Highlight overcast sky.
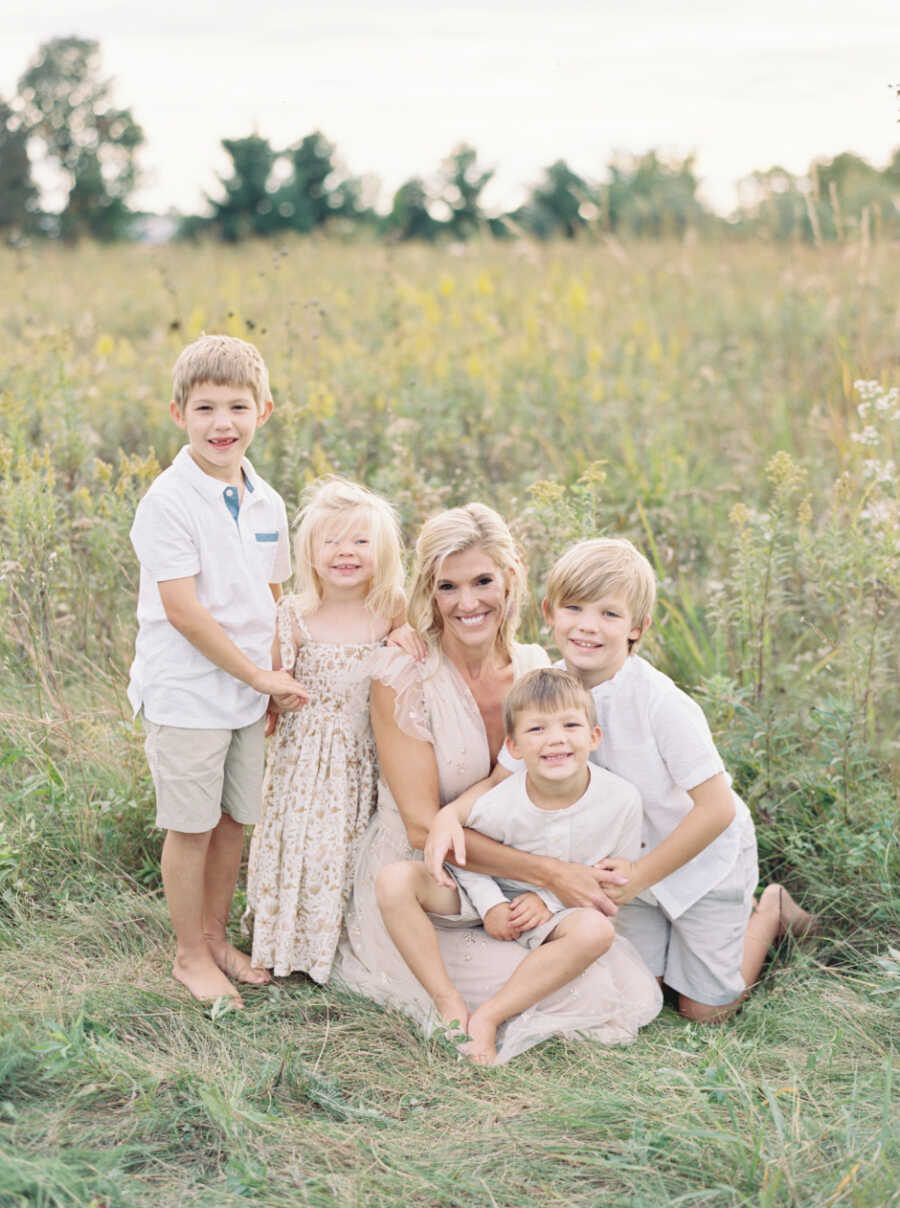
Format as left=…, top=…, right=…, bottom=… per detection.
left=3, top=0, right=898, bottom=216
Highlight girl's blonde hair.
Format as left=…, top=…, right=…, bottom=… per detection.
left=407, top=503, right=527, bottom=658
left=293, top=477, right=404, bottom=620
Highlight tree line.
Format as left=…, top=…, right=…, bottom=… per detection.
left=2, top=37, right=899, bottom=245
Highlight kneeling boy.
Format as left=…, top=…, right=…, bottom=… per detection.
left=377, top=667, right=651, bottom=1064
left=128, top=335, right=305, bottom=1006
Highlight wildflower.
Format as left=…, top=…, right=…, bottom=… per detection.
left=850, top=426, right=880, bottom=447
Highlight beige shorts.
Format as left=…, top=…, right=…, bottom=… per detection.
left=143, top=715, right=266, bottom=833
left=613, top=826, right=759, bottom=1007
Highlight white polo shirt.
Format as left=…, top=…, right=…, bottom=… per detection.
left=453, top=763, right=643, bottom=921
left=127, top=446, right=291, bottom=729
left=499, top=654, right=754, bottom=919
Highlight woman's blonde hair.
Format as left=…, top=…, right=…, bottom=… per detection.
left=407, top=503, right=527, bottom=658
left=293, top=477, right=404, bottom=621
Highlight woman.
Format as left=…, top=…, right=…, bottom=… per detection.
left=332, top=504, right=660, bottom=1062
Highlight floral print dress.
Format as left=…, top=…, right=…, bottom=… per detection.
left=245, top=595, right=381, bottom=982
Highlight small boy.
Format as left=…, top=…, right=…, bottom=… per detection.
left=128, top=334, right=305, bottom=1006
left=431, top=538, right=815, bottom=1022
left=376, top=667, right=654, bottom=1064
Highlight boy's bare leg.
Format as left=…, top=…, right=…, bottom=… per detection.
left=202, top=813, right=271, bottom=986
left=464, top=909, right=614, bottom=1066
left=161, top=828, right=242, bottom=1004
left=679, top=883, right=818, bottom=1023
left=376, top=861, right=469, bottom=1030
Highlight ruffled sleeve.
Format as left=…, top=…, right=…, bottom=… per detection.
left=369, top=646, right=433, bottom=744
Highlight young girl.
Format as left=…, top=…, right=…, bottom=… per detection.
left=244, top=476, right=406, bottom=983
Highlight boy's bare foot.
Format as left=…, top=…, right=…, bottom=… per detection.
left=461, top=1006, right=499, bottom=1066
left=759, top=884, right=820, bottom=940
left=207, top=938, right=272, bottom=986
left=173, top=952, right=243, bottom=1006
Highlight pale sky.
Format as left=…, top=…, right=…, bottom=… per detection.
left=3, top=0, right=898, bottom=217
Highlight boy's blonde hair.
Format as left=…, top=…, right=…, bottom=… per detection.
left=545, top=538, right=656, bottom=650
left=293, top=477, right=404, bottom=621
left=408, top=503, right=526, bottom=658
left=172, top=334, right=271, bottom=413
left=503, top=667, right=597, bottom=736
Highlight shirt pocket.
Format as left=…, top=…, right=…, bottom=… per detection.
left=252, top=530, right=280, bottom=580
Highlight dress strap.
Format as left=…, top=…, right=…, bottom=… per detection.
left=294, top=611, right=313, bottom=641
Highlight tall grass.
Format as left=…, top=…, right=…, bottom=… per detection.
left=1, top=236, right=897, bottom=1205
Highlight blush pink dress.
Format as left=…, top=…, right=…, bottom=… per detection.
left=332, top=644, right=662, bottom=1063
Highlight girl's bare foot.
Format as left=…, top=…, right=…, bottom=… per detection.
left=462, top=1006, right=499, bottom=1065
left=173, top=952, right=243, bottom=1006
left=759, top=884, right=820, bottom=939
left=207, top=938, right=272, bottom=986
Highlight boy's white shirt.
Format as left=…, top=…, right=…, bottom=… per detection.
left=497, top=654, right=754, bottom=919
left=451, top=762, right=643, bottom=921
left=128, top=445, right=291, bottom=729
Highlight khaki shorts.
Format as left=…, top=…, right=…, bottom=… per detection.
left=613, top=826, right=759, bottom=1007
left=143, top=715, right=266, bottom=833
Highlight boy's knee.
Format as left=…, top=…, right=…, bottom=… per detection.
left=678, top=995, right=737, bottom=1024
left=571, top=909, right=615, bottom=957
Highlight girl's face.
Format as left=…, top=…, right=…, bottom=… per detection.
left=432, top=547, right=508, bottom=648
left=313, top=510, right=375, bottom=595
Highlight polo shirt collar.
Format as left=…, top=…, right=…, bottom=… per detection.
left=172, top=445, right=259, bottom=505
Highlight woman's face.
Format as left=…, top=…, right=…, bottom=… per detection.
left=433, top=547, right=508, bottom=648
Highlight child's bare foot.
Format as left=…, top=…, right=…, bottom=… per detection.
left=461, top=1006, right=499, bottom=1066
left=759, top=884, right=820, bottom=940
left=207, top=937, right=272, bottom=986
left=173, top=952, right=243, bottom=1006
left=433, top=990, right=470, bottom=1036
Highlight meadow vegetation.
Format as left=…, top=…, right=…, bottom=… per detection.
left=0, top=235, right=897, bottom=1206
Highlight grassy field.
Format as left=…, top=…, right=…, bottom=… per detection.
left=1, top=235, right=897, bottom=1206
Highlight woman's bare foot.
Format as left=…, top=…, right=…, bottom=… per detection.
left=759, top=884, right=820, bottom=940
left=462, top=1006, right=499, bottom=1065
left=207, top=938, right=272, bottom=986
left=173, top=951, right=243, bottom=1006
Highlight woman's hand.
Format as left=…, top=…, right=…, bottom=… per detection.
left=385, top=623, right=427, bottom=662
left=592, top=857, right=641, bottom=905
left=544, top=859, right=624, bottom=915
left=424, top=809, right=467, bottom=888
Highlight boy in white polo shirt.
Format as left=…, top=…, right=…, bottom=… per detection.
left=128, top=334, right=305, bottom=1007
left=428, top=539, right=816, bottom=1022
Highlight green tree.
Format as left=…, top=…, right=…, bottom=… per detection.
left=0, top=97, right=37, bottom=237
left=438, top=143, right=493, bottom=239
left=277, top=131, right=367, bottom=232
left=521, top=160, right=598, bottom=238
left=17, top=37, right=144, bottom=241
left=606, top=151, right=708, bottom=237
left=210, top=133, right=280, bottom=241
left=384, top=177, right=440, bottom=241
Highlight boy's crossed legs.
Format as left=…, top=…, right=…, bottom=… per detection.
left=376, top=860, right=614, bottom=1064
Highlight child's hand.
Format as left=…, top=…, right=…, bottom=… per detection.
left=508, top=892, right=552, bottom=932
left=253, top=668, right=308, bottom=710
left=593, top=857, right=639, bottom=905
left=265, top=701, right=280, bottom=737
left=483, top=901, right=520, bottom=942
left=386, top=623, right=427, bottom=662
